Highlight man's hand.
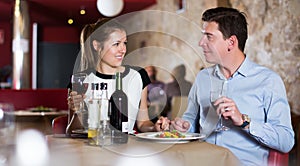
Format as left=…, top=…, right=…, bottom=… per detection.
left=170, top=117, right=190, bottom=132
left=214, top=96, right=243, bottom=126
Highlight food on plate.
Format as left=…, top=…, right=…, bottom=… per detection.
left=30, top=106, right=53, bottom=112
left=155, top=130, right=186, bottom=138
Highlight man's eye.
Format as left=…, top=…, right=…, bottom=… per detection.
left=207, top=35, right=212, bottom=40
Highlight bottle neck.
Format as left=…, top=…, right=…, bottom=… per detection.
left=115, top=72, right=122, bottom=91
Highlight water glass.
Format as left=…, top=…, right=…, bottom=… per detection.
left=210, top=90, right=229, bottom=132
left=97, top=121, right=112, bottom=147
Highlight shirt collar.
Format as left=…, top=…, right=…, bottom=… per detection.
left=213, top=55, right=251, bottom=79
left=214, top=65, right=227, bottom=80
left=235, top=56, right=251, bottom=77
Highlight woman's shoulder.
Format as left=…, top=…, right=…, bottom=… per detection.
left=124, top=65, right=150, bottom=89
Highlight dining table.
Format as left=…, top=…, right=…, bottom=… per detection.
left=12, top=110, right=68, bottom=135
left=40, top=134, right=240, bottom=166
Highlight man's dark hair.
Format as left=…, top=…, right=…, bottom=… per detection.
left=202, top=7, right=248, bottom=52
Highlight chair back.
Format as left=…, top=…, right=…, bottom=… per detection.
left=268, top=149, right=289, bottom=166
left=52, top=115, right=68, bottom=134
left=171, top=96, right=188, bottom=119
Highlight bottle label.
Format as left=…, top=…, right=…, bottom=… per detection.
left=122, top=122, right=128, bottom=132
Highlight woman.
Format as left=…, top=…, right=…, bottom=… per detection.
left=67, top=18, right=169, bottom=134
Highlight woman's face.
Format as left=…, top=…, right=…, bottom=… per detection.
left=96, top=29, right=127, bottom=69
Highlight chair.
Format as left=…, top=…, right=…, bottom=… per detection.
left=268, top=149, right=289, bottom=166
left=171, top=96, right=188, bottom=119
left=289, top=113, right=300, bottom=166
left=52, top=115, right=68, bottom=134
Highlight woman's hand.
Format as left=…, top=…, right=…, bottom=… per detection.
left=154, top=116, right=170, bottom=131
left=67, top=91, right=85, bottom=111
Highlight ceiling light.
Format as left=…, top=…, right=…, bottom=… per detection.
left=96, top=0, right=124, bottom=17
left=68, top=19, right=74, bottom=25
left=80, top=9, right=86, bottom=15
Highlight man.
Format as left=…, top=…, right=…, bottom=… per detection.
left=171, top=7, right=294, bottom=165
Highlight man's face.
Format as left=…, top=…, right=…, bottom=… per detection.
left=198, top=21, right=228, bottom=65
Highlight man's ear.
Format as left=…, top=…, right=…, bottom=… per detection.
left=227, top=35, right=237, bottom=51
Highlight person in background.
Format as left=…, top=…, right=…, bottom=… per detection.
left=67, top=18, right=169, bottom=134
left=165, top=64, right=192, bottom=97
left=144, top=66, right=166, bottom=123
left=144, top=66, right=165, bottom=103
left=170, top=7, right=294, bottom=165
left=163, top=64, right=192, bottom=118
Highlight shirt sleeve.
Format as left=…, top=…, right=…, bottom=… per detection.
left=182, top=76, right=200, bottom=133
left=248, top=74, right=294, bottom=153
left=130, top=66, right=151, bottom=90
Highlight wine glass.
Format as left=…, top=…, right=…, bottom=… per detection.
left=71, top=73, right=89, bottom=131
left=210, top=90, right=230, bottom=132
left=0, top=103, right=15, bottom=165
left=71, top=73, right=88, bottom=113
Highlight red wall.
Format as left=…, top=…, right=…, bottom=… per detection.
left=0, top=89, right=68, bottom=110
left=41, top=26, right=80, bottom=43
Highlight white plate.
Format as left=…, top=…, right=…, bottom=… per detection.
left=135, top=132, right=205, bottom=144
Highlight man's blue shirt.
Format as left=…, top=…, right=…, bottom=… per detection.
left=183, top=56, right=294, bottom=165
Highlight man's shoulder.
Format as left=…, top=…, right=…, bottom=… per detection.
left=250, top=61, right=280, bottom=77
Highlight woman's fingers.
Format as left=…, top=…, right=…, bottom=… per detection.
left=68, top=91, right=84, bottom=110
left=159, top=116, right=170, bottom=131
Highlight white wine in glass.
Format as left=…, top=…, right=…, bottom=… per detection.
left=210, top=90, right=230, bottom=132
